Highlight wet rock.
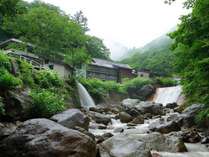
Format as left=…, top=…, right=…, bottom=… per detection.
left=74, top=126, right=95, bottom=141
left=166, top=103, right=178, bottom=109
left=89, top=122, right=107, bottom=129
left=114, top=127, right=124, bottom=133
left=150, top=121, right=181, bottom=134
left=119, top=112, right=133, bottom=123
left=131, top=115, right=145, bottom=124
left=136, top=85, right=156, bottom=101
left=0, top=122, right=20, bottom=140
left=0, top=118, right=97, bottom=157
left=96, top=133, right=114, bottom=144
left=181, top=129, right=201, bottom=143
left=135, top=101, right=164, bottom=116
left=93, top=112, right=111, bottom=125
left=4, top=89, right=33, bottom=120
left=122, top=98, right=140, bottom=109
left=100, top=134, right=152, bottom=157
left=100, top=132, right=187, bottom=157
left=182, top=104, right=203, bottom=127
left=201, top=137, right=209, bottom=144
left=51, top=108, right=90, bottom=130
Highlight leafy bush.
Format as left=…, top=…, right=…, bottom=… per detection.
left=122, top=77, right=153, bottom=91
left=30, top=89, right=65, bottom=117
left=18, top=59, right=34, bottom=86
left=0, top=68, right=22, bottom=89
left=154, top=77, right=178, bottom=87
left=196, top=104, right=209, bottom=124
left=0, top=52, right=11, bottom=71
left=34, top=69, right=63, bottom=89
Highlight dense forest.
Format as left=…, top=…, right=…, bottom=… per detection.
left=121, top=35, right=175, bottom=76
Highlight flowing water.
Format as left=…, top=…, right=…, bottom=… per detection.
left=76, top=81, right=96, bottom=109
left=153, top=86, right=183, bottom=106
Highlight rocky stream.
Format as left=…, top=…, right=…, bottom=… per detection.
left=0, top=85, right=208, bottom=157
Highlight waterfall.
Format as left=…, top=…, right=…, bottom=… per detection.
left=76, top=81, right=96, bottom=109
left=153, top=85, right=183, bottom=106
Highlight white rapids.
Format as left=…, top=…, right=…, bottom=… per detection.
left=153, top=85, right=183, bottom=106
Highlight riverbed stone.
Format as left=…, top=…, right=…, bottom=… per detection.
left=0, top=118, right=97, bottom=157
left=119, top=112, right=133, bottom=123
left=51, top=108, right=90, bottom=130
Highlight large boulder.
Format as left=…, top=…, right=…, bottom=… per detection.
left=51, top=108, right=90, bottom=130
left=135, top=101, right=164, bottom=116
left=99, top=132, right=186, bottom=157
left=0, top=119, right=97, bottom=157
left=126, top=85, right=155, bottom=101
left=99, top=134, right=152, bottom=157
left=136, top=85, right=156, bottom=101
left=89, top=112, right=111, bottom=125
left=4, top=89, right=33, bottom=120
left=181, top=104, right=203, bottom=127
left=122, top=98, right=140, bottom=109
left=0, top=122, right=20, bottom=140
left=119, top=112, right=133, bottom=123
left=150, top=121, right=181, bottom=134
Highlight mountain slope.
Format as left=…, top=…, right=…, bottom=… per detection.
left=121, top=35, right=174, bottom=76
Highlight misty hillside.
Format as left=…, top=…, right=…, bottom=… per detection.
left=121, top=35, right=175, bottom=76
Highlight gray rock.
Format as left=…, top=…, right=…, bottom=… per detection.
left=137, top=85, right=156, bottom=101
left=0, top=118, right=97, bottom=157
left=182, top=104, right=203, bottom=127
left=122, top=98, right=140, bottom=109
left=93, top=112, right=111, bottom=125
left=166, top=103, right=178, bottom=109
left=51, top=108, right=90, bottom=130
left=113, top=127, right=124, bottom=133
left=119, top=112, right=133, bottom=123
left=4, top=89, right=32, bottom=120
left=131, top=115, right=145, bottom=124
left=100, top=132, right=187, bottom=157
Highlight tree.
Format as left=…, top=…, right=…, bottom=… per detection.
left=73, top=11, right=89, bottom=32
left=1, top=1, right=89, bottom=68
left=169, top=0, right=209, bottom=108
left=85, top=36, right=110, bottom=59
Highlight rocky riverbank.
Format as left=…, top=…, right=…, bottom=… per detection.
left=0, top=98, right=208, bottom=157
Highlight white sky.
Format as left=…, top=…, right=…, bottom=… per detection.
left=26, top=0, right=188, bottom=60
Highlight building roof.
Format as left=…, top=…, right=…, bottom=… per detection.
left=92, top=58, right=132, bottom=70
left=0, top=38, right=34, bottom=49
left=5, top=49, right=40, bottom=59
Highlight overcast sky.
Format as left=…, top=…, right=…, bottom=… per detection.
left=26, top=0, right=188, bottom=60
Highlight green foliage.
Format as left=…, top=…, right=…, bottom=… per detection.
left=30, top=89, right=65, bottom=117
left=196, top=105, right=209, bottom=123
left=122, top=77, right=153, bottom=91
left=0, top=96, right=5, bottom=116
left=34, top=69, right=63, bottom=89
left=169, top=0, right=209, bottom=122
left=121, top=36, right=175, bottom=76
left=169, top=0, right=209, bottom=105
left=18, top=59, right=34, bottom=86
left=0, top=68, right=22, bottom=89
left=80, top=77, right=153, bottom=102
left=0, top=52, right=11, bottom=71
left=85, top=36, right=110, bottom=59
left=154, top=77, right=177, bottom=87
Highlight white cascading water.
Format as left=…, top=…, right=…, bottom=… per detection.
left=153, top=85, right=183, bottom=106
left=76, top=81, right=96, bottom=109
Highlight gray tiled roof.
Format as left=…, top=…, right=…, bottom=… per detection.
left=92, top=58, right=132, bottom=69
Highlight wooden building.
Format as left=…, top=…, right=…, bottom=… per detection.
left=87, top=58, right=134, bottom=82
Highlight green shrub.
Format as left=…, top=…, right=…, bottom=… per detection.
left=0, top=97, right=5, bottom=116
left=30, top=89, right=65, bottom=117
left=34, top=69, right=63, bottom=89
left=154, top=77, right=178, bottom=87
left=0, top=68, right=22, bottom=89
left=122, top=77, right=153, bottom=91
left=196, top=104, right=209, bottom=124
left=0, top=52, right=11, bottom=71
left=18, top=59, right=34, bottom=86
